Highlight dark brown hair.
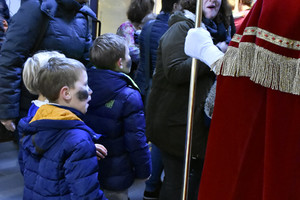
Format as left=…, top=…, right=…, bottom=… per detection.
left=162, top=0, right=181, bottom=13
left=214, top=0, right=233, bottom=28
left=180, top=0, right=197, bottom=13
left=127, top=0, right=154, bottom=24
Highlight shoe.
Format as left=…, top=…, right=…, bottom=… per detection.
left=143, top=190, right=160, bottom=200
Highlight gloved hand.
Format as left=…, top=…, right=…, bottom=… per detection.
left=184, top=27, right=224, bottom=69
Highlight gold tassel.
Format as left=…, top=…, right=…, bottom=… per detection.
left=215, top=43, right=300, bottom=95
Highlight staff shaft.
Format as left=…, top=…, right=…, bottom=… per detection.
left=182, top=0, right=203, bottom=199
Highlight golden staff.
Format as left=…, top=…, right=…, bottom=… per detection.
left=182, top=0, right=203, bottom=199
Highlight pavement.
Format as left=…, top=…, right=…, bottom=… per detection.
left=0, top=141, right=145, bottom=200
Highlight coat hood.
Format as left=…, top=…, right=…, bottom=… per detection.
left=20, top=104, right=100, bottom=156
left=168, top=10, right=194, bottom=27
left=56, top=0, right=82, bottom=11
left=41, top=0, right=97, bottom=20
left=87, top=68, right=139, bottom=108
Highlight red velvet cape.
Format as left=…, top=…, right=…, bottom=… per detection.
left=198, top=0, right=300, bottom=199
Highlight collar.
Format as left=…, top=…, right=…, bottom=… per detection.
left=184, top=9, right=196, bottom=22
left=120, top=72, right=140, bottom=92
left=31, top=99, right=49, bottom=107
left=30, top=104, right=82, bottom=123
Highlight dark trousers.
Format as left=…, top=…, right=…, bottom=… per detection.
left=159, top=150, right=204, bottom=200
left=0, top=124, right=16, bottom=142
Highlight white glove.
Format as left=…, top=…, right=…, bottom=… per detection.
left=185, top=27, right=224, bottom=69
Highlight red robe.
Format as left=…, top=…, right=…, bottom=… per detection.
left=198, top=0, right=300, bottom=199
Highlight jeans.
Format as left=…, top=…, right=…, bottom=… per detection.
left=159, top=150, right=204, bottom=200
left=145, top=143, right=164, bottom=192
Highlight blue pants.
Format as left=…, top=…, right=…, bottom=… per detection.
left=145, top=143, right=164, bottom=192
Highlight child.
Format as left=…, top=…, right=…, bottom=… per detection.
left=18, top=51, right=65, bottom=172
left=84, top=33, right=151, bottom=200
left=19, top=51, right=107, bottom=164
left=18, top=57, right=107, bottom=200
left=22, top=51, right=66, bottom=117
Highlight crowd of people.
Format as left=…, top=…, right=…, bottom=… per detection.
left=0, top=0, right=299, bottom=200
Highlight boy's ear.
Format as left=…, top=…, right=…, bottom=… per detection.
left=116, top=58, right=123, bottom=69
left=60, top=86, right=72, bottom=101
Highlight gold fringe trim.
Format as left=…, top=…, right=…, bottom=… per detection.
left=214, top=43, right=300, bottom=95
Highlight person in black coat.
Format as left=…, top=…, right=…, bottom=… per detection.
left=145, top=0, right=234, bottom=199
left=134, top=0, right=181, bottom=199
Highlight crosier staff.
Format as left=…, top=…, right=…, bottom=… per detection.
left=182, top=0, right=203, bottom=199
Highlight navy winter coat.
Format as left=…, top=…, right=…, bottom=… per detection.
left=84, top=68, right=151, bottom=191
left=134, top=12, right=171, bottom=97
left=18, top=104, right=106, bottom=200
left=0, top=0, right=10, bottom=48
left=0, top=0, right=96, bottom=119
left=0, top=0, right=9, bottom=21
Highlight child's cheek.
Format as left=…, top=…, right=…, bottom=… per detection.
left=76, top=89, right=89, bottom=101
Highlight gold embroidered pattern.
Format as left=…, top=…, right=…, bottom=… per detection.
left=242, top=27, right=300, bottom=50
left=213, top=43, right=300, bottom=95
left=231, top=34, right=243, bottom=43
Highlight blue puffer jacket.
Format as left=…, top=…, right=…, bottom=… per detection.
left=18, top=104, right=107, bottom=200
left=18, top=102, right=40, bottom=174
left=84, top=68, right=151, bottom=191
left=134, top=12, right=171, bottom=97
left=0, top=0, right=96, bottom=119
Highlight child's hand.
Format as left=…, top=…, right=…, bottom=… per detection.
left=95, top=144, right=107, bottom=160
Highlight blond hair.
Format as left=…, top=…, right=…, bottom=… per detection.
left=22, top=51, right=65, bottom=95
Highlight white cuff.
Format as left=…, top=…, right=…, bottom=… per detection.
left=202, top=45, right=224, bottom=71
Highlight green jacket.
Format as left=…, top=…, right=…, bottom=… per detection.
left=146, top=11, right=215, bottom=158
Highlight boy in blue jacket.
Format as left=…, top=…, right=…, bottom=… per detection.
left=18, top=57, right=107, bottom=200
left=84, top=33, right=151, bottom=200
